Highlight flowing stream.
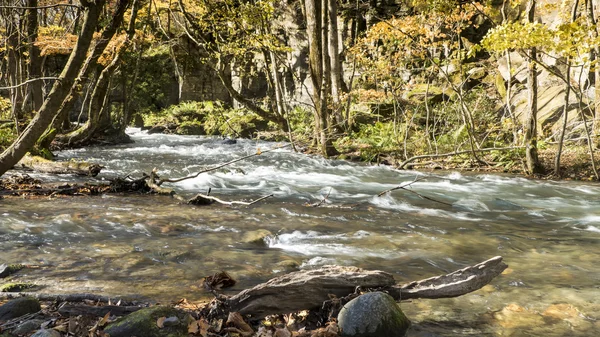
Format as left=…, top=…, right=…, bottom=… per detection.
left=1, top=128, right=600, bottom=336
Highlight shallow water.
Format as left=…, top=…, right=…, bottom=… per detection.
left=1, top=129, right=600, bottom=336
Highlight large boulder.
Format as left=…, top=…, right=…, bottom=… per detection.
left=337, top=292, right=410, bottom=337
left=103, top=306, right=187, bottom=337
left=0, top=297, right=41, bottom=321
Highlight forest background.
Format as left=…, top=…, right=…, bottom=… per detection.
left=1, top=0, right=600, bottom=180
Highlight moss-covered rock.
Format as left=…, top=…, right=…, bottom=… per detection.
left=103, top=306, right=187, bottom=337
left=338, top=292, right=410, bottom=337
left=176, top=121, right=205, bottom=135
left=0, top=282, right=36, bottom=292
left=0, top=264, right=25, bottom=278
left=0, top=297, right=41, bottom=321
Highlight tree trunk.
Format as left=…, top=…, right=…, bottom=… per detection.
left=0, top=0, right=106, bottom=177
left=61, top=0, right=140, bottom=145
left=586, top=0, right=600, bottom=142
left=555, top=63, right=571, bottom=176
left=25, top=0, right=43, bottom=113
left=524, top=0, right=543, bottom=174
left=47, top=0, right=131, bottom=140
left=7, top=16, right=24, bottom=133
left=328, top=0, right=343, bottom=127
left=304, top=0, right=325, bottom=150
left=555, top=1, right=579, bottom=176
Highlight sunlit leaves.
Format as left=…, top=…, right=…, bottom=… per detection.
left=181, top=0, right=288, bottom=60
left=35, top=25, right=77, bottom=56
left=481, top=17, right=600, bottom=60
left=350, top=3, right=484, bottom=89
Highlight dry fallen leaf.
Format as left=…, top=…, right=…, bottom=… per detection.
left=188, top=320, right=199, bottom=334
left=99, top=312, right=111, bottom=327
left=275, top=327, right=292, bottom=337
left=157, top=316, right=166, bottom=329
left=199, top=319, right=210, bottom=336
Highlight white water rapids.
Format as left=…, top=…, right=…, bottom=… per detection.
left=1, top=128, right=600, bottom=336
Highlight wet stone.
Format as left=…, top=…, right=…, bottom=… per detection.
left=338, top=292, right=410, bottom=337
left=0, top=297, right=41, bottom=321
left=241, top=229, right=272, bottom=246
left=103, top=306, right=187, bottom=337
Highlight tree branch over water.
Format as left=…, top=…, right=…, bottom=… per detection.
left=377, top=176, right=453, bottom=207
left=156, top=144, right=291, bottom=186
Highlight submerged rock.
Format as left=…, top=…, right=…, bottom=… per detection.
left=242, top=229, right=272, bottom=246
left=103, top=306, right=187, bottom=337
left=337, top=292, right=410, bottom=337
left=0, top=297, right=41, bottom=321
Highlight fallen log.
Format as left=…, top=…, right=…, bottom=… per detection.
left=215, top=256, right=507, bottom=319
left=17, top=155, right=103, bottom=177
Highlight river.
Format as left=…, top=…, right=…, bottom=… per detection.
left=1, top=128, right=599, bottom=336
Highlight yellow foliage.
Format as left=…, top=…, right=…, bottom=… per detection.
left=36, top=25, right=77, bottom=56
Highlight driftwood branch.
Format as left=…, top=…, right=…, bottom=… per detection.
left=377, top=176, right=453, bottom=207
left=188, top=193, right=273, bottom=206
left=388, top=255, right=507, bottom=299
left=215, top=256, right=507, bottom=319
left=397, top=146, right=525, bottom=169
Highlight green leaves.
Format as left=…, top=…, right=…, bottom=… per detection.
left=481, top=17, right=600, bottom=59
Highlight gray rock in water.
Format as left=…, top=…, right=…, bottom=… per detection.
left=220, top=138, right=237, bottom=145
left=12, top=319, right=45, bottom=335
left=0, top=297, right=41, bottom=321
left=30, top=329, right=61, bottom=337
left=103, top=306, right=187, bottom=337
left=337, top=292, right=410, bottom=337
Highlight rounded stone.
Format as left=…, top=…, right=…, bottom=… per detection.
left=337, top=292, right=410, bottom=337
left=104, top=306, right=187, bottom=337
left=0, top=297, right=41, bottom=321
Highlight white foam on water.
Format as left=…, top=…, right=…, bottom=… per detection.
left=267, top=230, right=400, bottom=258
left=300, top=256, right=339, bottom=268
left=583, top=226, right=600, bottom=233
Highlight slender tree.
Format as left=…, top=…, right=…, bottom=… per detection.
left=524, top=0, right=543, bottom=174
left=0, top=0, right=107, bottom=177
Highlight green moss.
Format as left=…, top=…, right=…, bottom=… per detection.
left=0, top=264, right=25, bottom=278
left=104, top=306, right=187, bottom=337
left=0, top=282, right=36, bottom=292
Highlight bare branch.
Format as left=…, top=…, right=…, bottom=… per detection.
left=397, top=146, right=525, bottom=169
left=0, top=77, right=61, bottom=90
left=376, top=176, right=428, bottom=196
left=0, top=4, right=82, bottom=9
left=157, top=144, right=291, bottom=185
left=188, top=193, right=273, bottom=206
